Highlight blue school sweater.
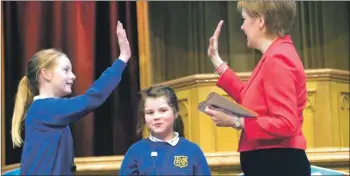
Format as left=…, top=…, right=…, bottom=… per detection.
left=119, top=138, right=211, bottom=176
left=19, top=59, right=127, bottom=175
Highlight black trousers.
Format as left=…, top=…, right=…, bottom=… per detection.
left=240, top=148, right=311, bottom=176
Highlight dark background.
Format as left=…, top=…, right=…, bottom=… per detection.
left=2, top=1, right=141, bottom=164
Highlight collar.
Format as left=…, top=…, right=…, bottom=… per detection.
left=33, top=95, right=51, bottom=101
left=149, top=132, right=180, bottom=146
left=262, top=34, right=293, bottom=58
left=273, top=34, right=293, bottom=46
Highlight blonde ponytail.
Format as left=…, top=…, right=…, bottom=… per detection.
left=11, top=76, right=35, bottom=148
left=11, top=48, right=63, bottom=147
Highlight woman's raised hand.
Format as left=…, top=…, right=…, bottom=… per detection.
left=116, top=21, right=131, bottom=63
left=207, top=20, right=226, bottom=70
left=207, top=20, right=224, bottom=59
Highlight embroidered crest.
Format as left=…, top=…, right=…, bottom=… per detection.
left=174, top=155, right=188, bottom=168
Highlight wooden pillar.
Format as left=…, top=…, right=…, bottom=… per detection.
left=136, top=1, right=152, bottom=90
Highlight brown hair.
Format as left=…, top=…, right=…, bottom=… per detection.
left=11, top=48, right=64, bottom=148
left=137, top=85, right=181, bottom=134
left=237, top=1, right=296, bottom=37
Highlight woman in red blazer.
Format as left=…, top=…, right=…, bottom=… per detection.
left=205, top=1, right=311, bottom=176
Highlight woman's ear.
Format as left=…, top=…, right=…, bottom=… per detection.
left=258, top=14, right=265, bottom=30
left=40, top=68, right=53, bottom=82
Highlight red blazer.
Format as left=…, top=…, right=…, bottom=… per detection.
left=217, top=35, right=307, bottom=152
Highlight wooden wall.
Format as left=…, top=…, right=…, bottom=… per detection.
left=150, top=69, right=349, bottom=152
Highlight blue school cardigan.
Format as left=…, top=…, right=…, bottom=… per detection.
left=19, top=59, right=127, bottom=175
left=120, top=138, right=211, bottom=175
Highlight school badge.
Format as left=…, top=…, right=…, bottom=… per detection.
left=174, top=155, right=188, bottom=168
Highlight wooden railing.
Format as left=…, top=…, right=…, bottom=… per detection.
left=2, top=148, right=349, bottom=175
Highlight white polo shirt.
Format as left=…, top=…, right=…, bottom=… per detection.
left=149, top=132, right=180, bottom=146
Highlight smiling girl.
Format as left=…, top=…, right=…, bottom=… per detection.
left=119, top=86, right=211, bottom=176
left=11, top=21, right=131, bottom=175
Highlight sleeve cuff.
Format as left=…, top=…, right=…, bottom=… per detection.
left=114, top=58, right=127, bottom=70
left=216, top=68, right=234, bottom=88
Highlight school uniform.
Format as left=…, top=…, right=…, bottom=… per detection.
left=217, top=35, right=311, bottom=176
left=119, top=132, right=211, bottom=175
left=19, top=59, right=127, bottom=175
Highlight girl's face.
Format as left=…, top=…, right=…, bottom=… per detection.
left=144, top=96, right=177, bottom=138
left=50, top=55, right=76, bottom=97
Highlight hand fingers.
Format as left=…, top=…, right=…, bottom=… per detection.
left=213, top=20, right=224, bottom=38
left=116, top=21, right=125, bottom=36
left=205, top=106, right=221, bottom=117
left=122, top=29, right=127, bottom=38
left=209, top=37, right=213, bottom=45
left=205, top=106, right=214, bottom=115
left=116, top=22, right=129, bottom=44
left=116, top=21, right=121, bottom=34
left=209, top=37, right=216, bottom=47
left=211, top=118, right=221, bottom=127
left=120, top=21, right=123, bottom=29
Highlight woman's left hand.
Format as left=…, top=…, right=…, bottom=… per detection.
left=208, top=20, right=223, bottom=60
left=205, top=106, right=243, bottom=129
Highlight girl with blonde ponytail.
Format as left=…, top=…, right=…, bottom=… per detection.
left=11, top=75, right=35, bottom=147
left=13, top=21, right=131, bottom=175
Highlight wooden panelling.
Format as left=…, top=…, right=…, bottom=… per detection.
left=150, top=69, right=350, bottom=152
left=3, top=148, right=348, bottom=175
left=136, top=1, right=152, bottom=90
